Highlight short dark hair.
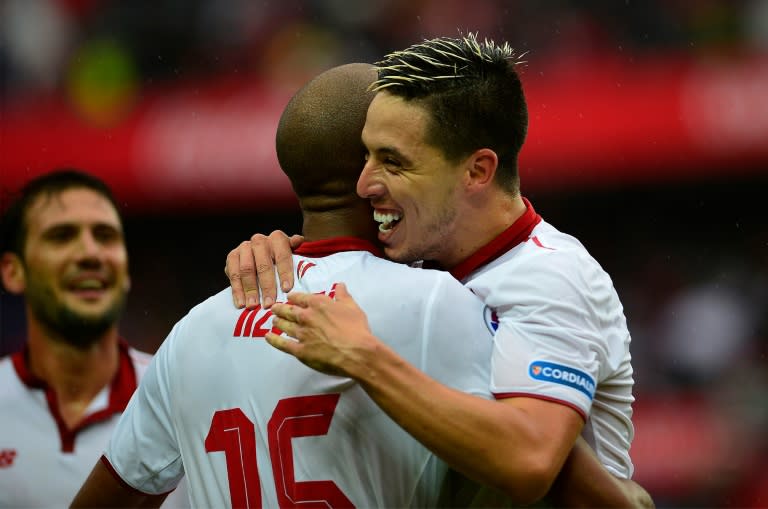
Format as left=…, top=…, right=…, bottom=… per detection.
left=373, top=33, right=528, bottom=194
left=0, top=169, right=122, bottom=258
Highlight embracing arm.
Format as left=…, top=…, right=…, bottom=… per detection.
left=70, top=457, right=167, bottom=508
left=225, top=230, right=303, bottom=309
left=359, top=352, right=584, bottom=504
left=267, top=284, right=652, bottom=507
left=267, top=284, right=582, bottom=505
left=551, top=437, right=655, bottom=508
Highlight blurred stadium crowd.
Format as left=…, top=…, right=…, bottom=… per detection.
left=3, top=0, right=768, bottom=98
left=2, top=1, right=768, bottom=507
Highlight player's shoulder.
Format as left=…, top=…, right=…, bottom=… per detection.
left=528, top=220, right=590, bottom=255
left=306, top=250, right=463, bottom=288
left=357, top=252, right=442, bottom=277
left=360, top=261, right=481, bottom=315
left=532, top=221, right=615, bottom=284
left=503, top=220, right=604, bottom=275
left=293, top=251, right=478, bottom=309
left=181, top=287, right=242, bottom=322
left=470, top=220, right=615, bottom=301
left=153, top=289, right=244, bottom=351
left=364, top=254, right=468, bottom=292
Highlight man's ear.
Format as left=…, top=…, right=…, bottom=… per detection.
left=464, top=148, right=498, bottom=192
left=1, top=252, right=26, bottom=294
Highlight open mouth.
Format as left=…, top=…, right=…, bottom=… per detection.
left=373, top=210, right=402, bottom=232
left=67, top=277, right=110, bottom=298
left=69, top=278, right=107, bottom=290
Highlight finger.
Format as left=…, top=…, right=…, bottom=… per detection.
left=271, top=316, right=303, bottom=338
left=270, top=230, right=298, bottom=294
left=333, top=282, right=350, bottom=301
left=288, top=234, right=305, bottom=249
left=271, top=316, right=289, bottom=335
left=250, top=234, right=277, bottom=308
left=270, top=304, right=297, bottom=323
left=285, top=291, right=317, bottom=308
left=271, top=304, right=307, bottom=329
left=228, top=240, right=258, bottom=309
left=265, top=331, right=300, bottom=356
left=225, top=248, right=245, bottom=308
left=334, top=283, right=365, bottom=316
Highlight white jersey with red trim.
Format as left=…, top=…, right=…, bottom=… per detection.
left=104, top=239, right=493, bottom=508
left=456, top=200, right=635, bottom=479
left=0, top=343, right=188, bottom=508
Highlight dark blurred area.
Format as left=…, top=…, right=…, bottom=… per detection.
left=1, top=1, right=767, bottom=507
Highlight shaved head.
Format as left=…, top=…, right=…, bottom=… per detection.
left=276, top=63, right=377, bottom=210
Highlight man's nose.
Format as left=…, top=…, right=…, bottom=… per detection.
left=77, top=231, right=102, bottom=258
left=357, top=161, right=386, bottom=199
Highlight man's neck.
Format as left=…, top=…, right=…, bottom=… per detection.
left=301, top=201, right=381, bottom=246
left=441, top=193, right=527, bottom=270
left=26, top=319, right=120, bottom=428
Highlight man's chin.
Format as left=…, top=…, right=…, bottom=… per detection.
left=55, top=301, right=125, bottom=346
left=65, top=292, right=121, bottom=314
left=68, top=301, right=112, bottom=316
left=57, top=314, right=116, bottom=349
left=383, top=245, right=421, bottom=265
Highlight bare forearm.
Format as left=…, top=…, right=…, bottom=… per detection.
left=549, top=436, right=653, bottom=508
left=70, top=460, right=163, bottom=508
left=350, top=339, right=581, bottom=504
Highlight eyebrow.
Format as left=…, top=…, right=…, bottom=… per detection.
left=375, top=146, right=415, bottom=168
left=41, top=222, right=122, bottom=235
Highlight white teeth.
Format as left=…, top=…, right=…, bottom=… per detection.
left=373, top=211, right=401, bottom=223
left=373, top=211, right=401, bottom=232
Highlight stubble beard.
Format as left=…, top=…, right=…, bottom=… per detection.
left=26, top=283, right=128, bottom=350
left=389, top=201, right=458, bottom=267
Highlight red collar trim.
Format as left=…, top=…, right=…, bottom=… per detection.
left=11, top=339, right=138, bottom=453
left=449, top=198, right=542, bottom=281
left=294, top=237, right=383, bottom=258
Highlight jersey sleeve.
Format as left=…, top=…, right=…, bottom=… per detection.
left=104, top=322, right=185, bottom=495
left=488, top=259, right=610, bottom=418
left=421, top=274, right=494, bottom=399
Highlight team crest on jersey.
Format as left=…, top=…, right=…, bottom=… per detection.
left=529, top=361, right=596, bottom=400
left=483, top=306, right=499, bottom=333
left=0, top=449, right=17, bottom=468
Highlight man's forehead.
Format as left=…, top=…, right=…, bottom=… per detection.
left=364, top=99, right=450, bottom=168
left=25, top=188, right=121, bottom=231
left=364, top=95, right=429, bottom=145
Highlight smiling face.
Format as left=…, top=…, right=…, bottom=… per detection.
left=17, top=187, right=130, bottom=347
left=358, top=91, right=467, bottom=266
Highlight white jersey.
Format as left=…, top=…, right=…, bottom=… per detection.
left=450, top=199, right=635, bottom=478
left=105, top=238, right=493, bottom=508
left=0, top=341, right=188, bottom=508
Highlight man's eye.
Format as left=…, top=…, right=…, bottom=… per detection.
left=45, top=226, right=76, bottom=243
left=93, top=226, right=121, bottom=243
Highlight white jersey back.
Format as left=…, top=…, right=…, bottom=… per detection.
left=461, top=210, right=635, bottom=478
left=105, top=245, right=493, bottom=508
